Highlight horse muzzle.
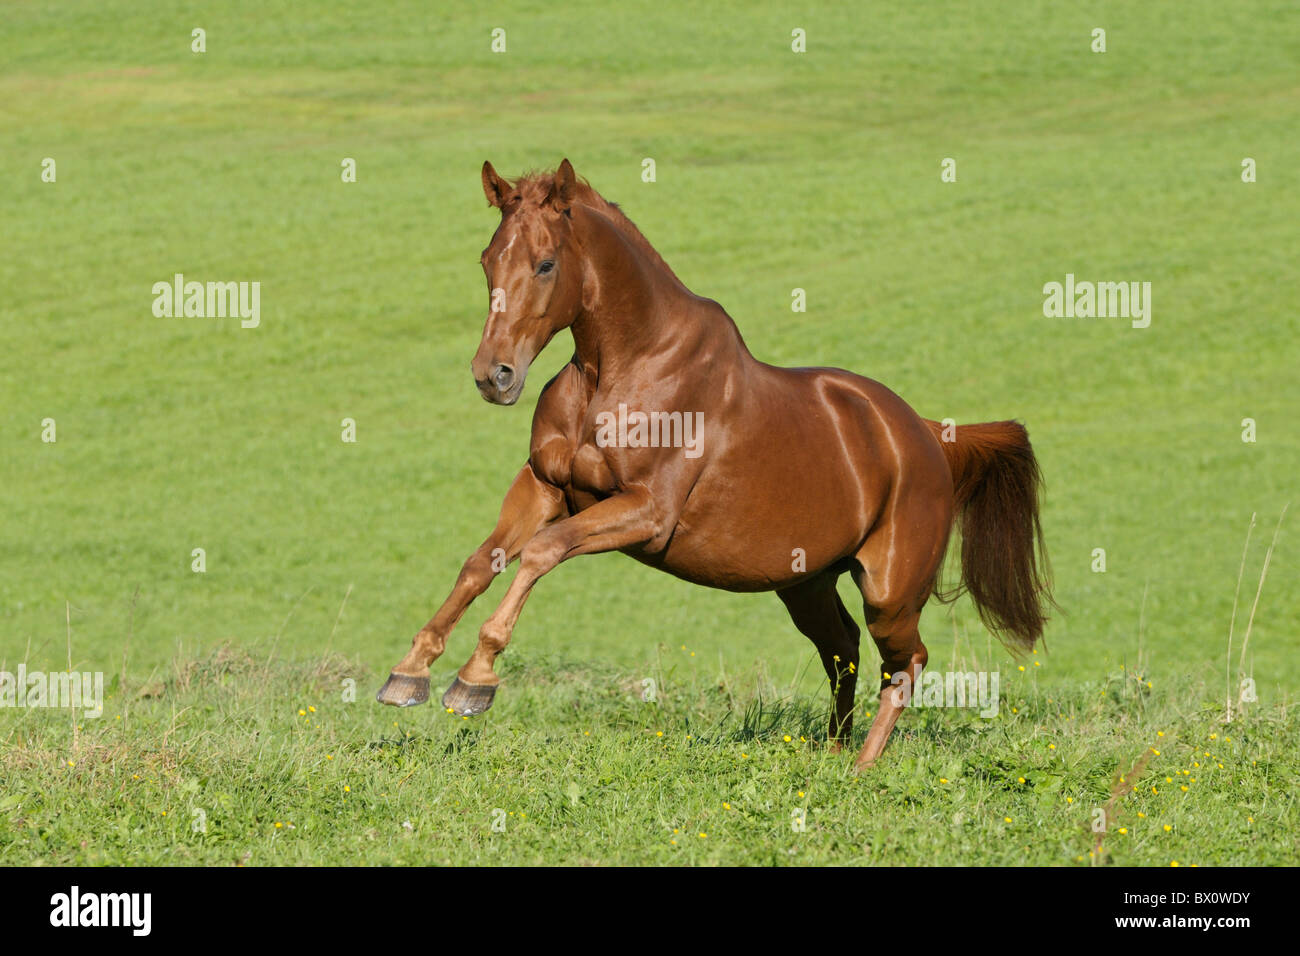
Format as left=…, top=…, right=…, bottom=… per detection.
left=473, top=361, right=526, bottom=405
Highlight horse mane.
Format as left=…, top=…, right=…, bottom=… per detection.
left=511, top=170, right=683, bottom=284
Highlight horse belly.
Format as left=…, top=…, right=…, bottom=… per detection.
left=633, top=469, right=870, bottom=592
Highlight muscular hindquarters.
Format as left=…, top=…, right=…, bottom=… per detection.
left=646, top=367, right=954, bottom=594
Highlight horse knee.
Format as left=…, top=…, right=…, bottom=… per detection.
left=518, top=533, right=566, bottom=577
left=458, top=547, right=499, bottom=590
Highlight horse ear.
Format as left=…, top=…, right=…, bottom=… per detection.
left=482, top=161, right=511, bottom=208
left=547, top=158, right=577, bottom=210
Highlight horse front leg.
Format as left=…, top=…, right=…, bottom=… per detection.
left=376, top=463, right=565, bottom=707
left=442, top=488, right=659, bottom=715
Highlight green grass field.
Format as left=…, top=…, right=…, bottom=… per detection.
left=2, top=1, right=1297, bottom=866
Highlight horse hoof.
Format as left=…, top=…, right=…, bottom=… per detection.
left=376, top=672, right=430, bottom=707
left=442, top=677, right=498, bottom=716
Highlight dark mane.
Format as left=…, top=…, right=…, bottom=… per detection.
left=511, top=170, right=683, bottom=284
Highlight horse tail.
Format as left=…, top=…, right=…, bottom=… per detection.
left=925, top=419, right=1056, bottom=652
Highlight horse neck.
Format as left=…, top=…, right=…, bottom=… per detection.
left=568, top=204, right=745, bottom=381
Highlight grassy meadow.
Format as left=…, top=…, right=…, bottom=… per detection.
left=1, top=1, right=1297, bottom=865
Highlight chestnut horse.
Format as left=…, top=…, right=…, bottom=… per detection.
left=377, top=159, right=1054, bottom=768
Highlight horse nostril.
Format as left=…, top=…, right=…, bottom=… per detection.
left=493, top=364, right=514, bottom=390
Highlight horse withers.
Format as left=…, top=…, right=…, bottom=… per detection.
left=376, top=159, right=1054, bottom=768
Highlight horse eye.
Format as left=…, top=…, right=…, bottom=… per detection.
left=536, top=259, right=555, bottom=276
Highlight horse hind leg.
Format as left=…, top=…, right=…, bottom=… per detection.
left=854, top=599, right=927, bottom=769
left=776, top=573, right=861, bottom=750
left=850, top=513, right=947, bottom=769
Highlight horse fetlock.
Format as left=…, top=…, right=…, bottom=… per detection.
left=478, top=622, right=511, bottom=656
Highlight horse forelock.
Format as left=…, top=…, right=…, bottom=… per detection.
left=508, top=169, right=681, bottom=283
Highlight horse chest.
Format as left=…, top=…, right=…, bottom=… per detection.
left=529, top=428, right=617, bottom=499
left=567, top=441, right=617, bottom=496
